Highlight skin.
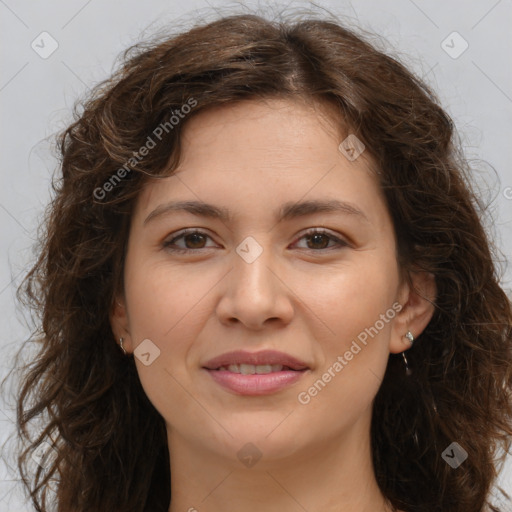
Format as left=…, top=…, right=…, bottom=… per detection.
left=111, top=97, right=436, bottom=512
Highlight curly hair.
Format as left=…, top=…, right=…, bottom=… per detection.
left=12, top=10, right=512, bottom=512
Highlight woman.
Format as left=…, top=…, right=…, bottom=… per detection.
left=15, top=11, right=512, bottom=512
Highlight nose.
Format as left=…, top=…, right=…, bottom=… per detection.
left=215, top=240, right=295, bottom=330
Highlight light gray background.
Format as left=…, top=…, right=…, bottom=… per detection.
left=1, top=0, right=511, bottom=510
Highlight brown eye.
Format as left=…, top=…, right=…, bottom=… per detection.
left=181, top=233, right=207, bottom=249
left=163, top=230, right=216, bottom=253
left=294, top=229, right=348, bottom=251
left=305, top=233, right=331, bottom=250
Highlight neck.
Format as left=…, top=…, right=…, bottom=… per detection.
left=166, top=416, right=394, bottom=512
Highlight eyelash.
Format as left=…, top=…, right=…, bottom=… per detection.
left=162, top=228, right=349, bottom=254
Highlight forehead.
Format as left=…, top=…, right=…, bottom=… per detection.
left=135, top=98, right=385, bottom=226
left=177, top=97, right=346, bottom=166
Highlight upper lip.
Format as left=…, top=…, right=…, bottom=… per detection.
left=202, top=350, right=309, bottom=371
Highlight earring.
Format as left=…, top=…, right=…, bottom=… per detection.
left=402, top=351, right=412, bottom=376
left=402, top=331, right=414, bottom=376
left=119, top=337, right=127, bottom=355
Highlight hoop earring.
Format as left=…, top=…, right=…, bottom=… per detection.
left=402, top=331, right=414, bottom=376
left=119, top=337, right=127, bottom=356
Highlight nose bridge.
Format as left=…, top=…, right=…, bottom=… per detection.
left=216, top=234, right=294, bottom=327
left=232, top=234, right=278, bottom=302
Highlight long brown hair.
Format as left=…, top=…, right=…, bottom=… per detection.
left=11, top=10, right=512, bottom=512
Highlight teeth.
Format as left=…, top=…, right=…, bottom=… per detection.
left=255, top=365, right=273, bottom=374
left=240, top=364, right=254, bottom=375
left=220, top=364, right=285, bottom=374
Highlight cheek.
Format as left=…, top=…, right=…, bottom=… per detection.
left=301, top=250, right=399, bottom=345
left=124, top=261, right=213, bottom=423
left=122, top=262, right=213, bottom=417
left=294, top=250, right=399, bottom=408
left=125, top=258, right=209, bottom=340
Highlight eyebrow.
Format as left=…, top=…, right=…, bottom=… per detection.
left=143, top=199, right=369, bottom=226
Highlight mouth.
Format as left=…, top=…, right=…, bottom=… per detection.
left=213, top=363, right=302, bottom=374
left=202, top=350, right=309, bottom=395
left=203, top=349, right=309, bottom=371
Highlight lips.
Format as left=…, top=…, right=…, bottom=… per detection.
left=203, top=350, right=309, bottom=371
left=202, top=350, right=309, bottom=396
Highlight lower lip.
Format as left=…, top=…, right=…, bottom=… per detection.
left=204, top=369, right=306, bottom=395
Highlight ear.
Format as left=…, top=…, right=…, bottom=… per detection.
left=390, top=270, right=437, bottom=354
left=110, top=293, right=132, bottom=353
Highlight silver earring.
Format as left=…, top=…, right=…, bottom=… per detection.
left=402, top=331, right=414, bottom=376
left=119, top=337, right=127, bottom=355
left=402, top=351, right=412, bottom=376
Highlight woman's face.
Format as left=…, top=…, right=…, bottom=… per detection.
left=113, top=98, right=420, bottom=466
